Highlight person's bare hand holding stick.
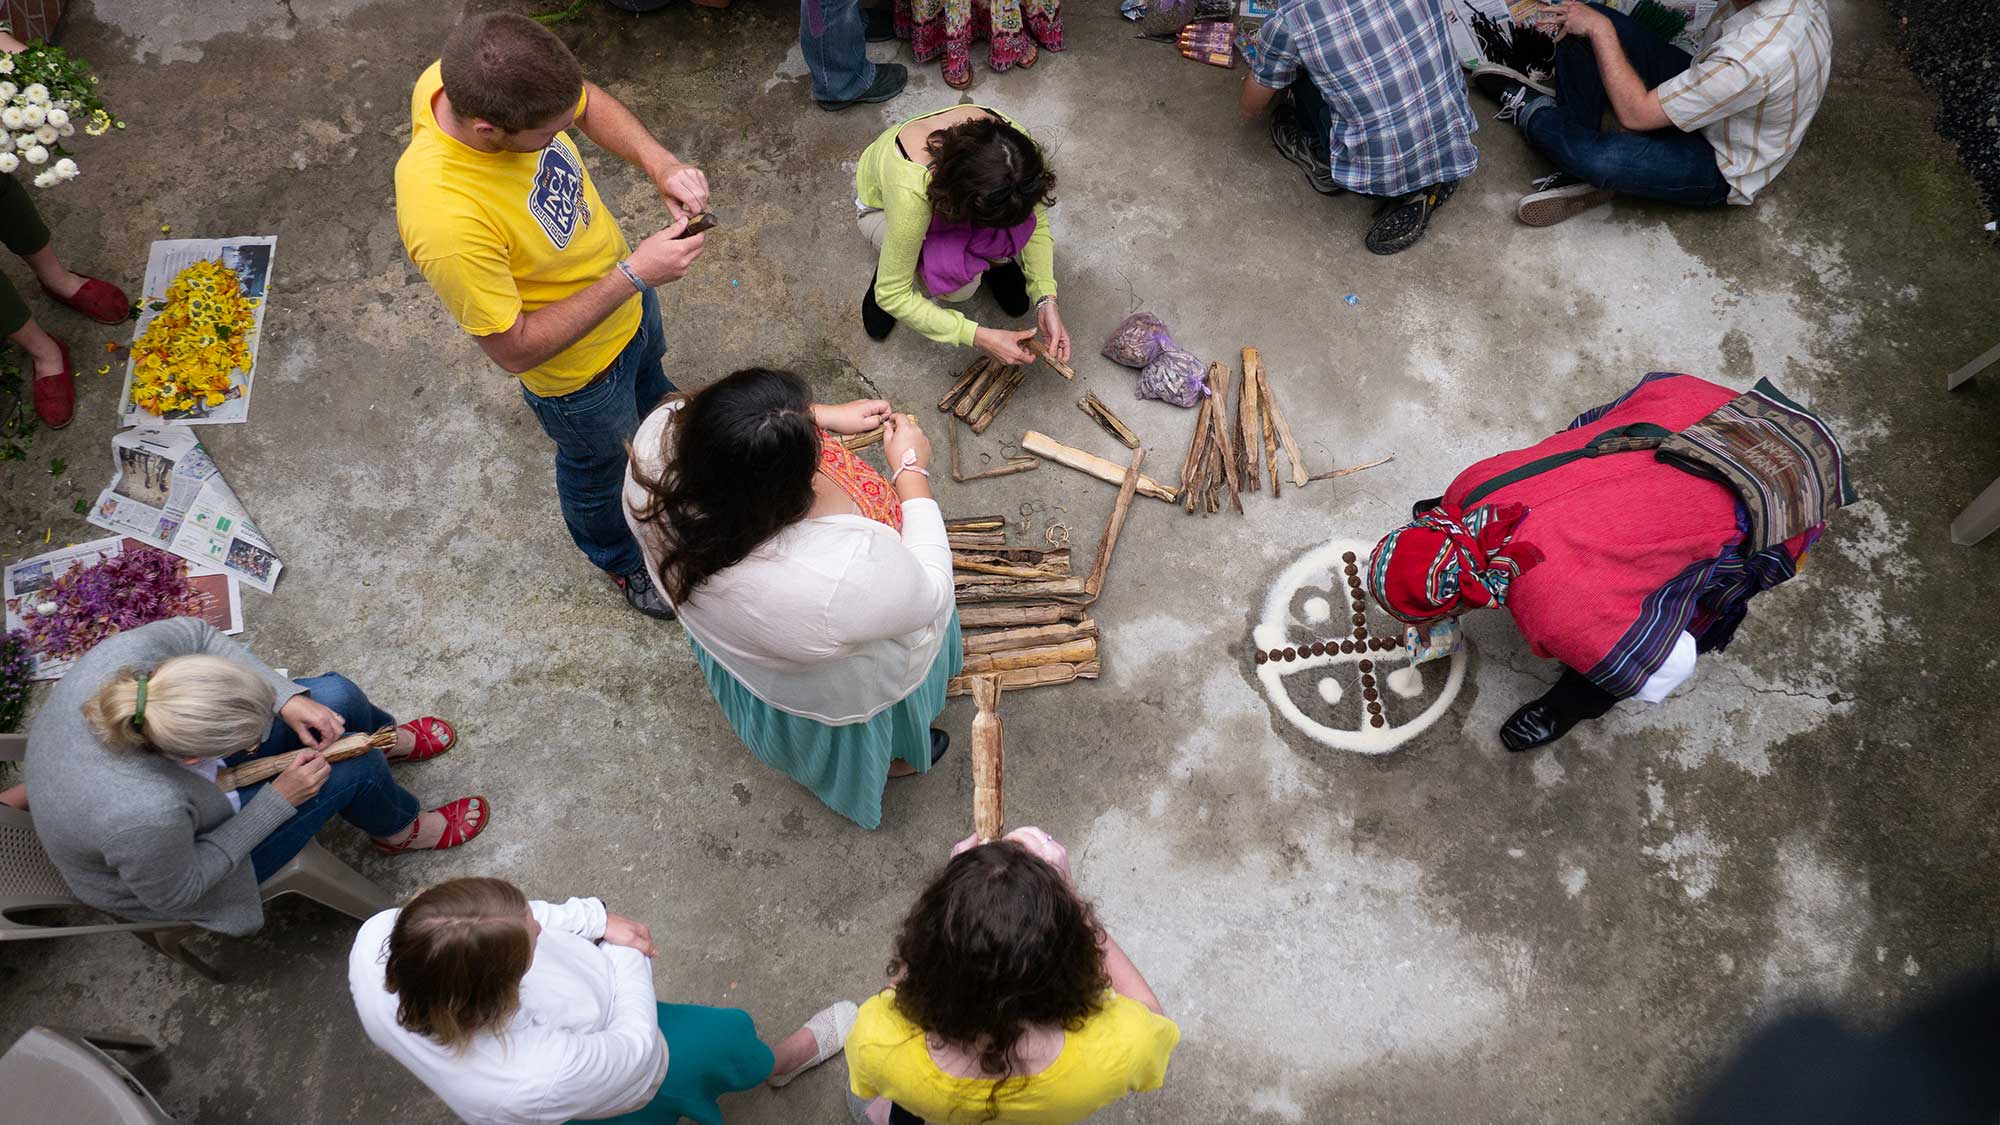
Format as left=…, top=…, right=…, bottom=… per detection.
left=271, top=750, right=331, bottom=806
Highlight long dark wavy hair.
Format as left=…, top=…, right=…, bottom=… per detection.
left=627, top=368, right=820, bottom=604
left=925, top=115, right=1058, bottom=230
left=888, top=841, right=1110, bottom=1117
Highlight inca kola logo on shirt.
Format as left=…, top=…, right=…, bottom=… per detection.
left=528, top=138, right=588, bottom=249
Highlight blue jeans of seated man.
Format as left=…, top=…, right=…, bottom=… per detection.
left=1517, top=3, right=1730, bottom=206
left=801, top=0, right=876, bottom=103
left=232, top=674, right=421, bottom=882
left=522, top=285, right=673, bottom=579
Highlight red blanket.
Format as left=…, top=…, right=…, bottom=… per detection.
left=1441, top=375, right=1743, bottom=680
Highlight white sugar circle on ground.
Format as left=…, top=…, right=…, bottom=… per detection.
left=1303, top=596, right=1331, bottom=624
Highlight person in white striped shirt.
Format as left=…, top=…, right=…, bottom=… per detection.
left=1469, top=0, right=1832, bottom=226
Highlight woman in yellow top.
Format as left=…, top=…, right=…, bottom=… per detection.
left=845, top=828, right=1180, bottom=1124
left=854, top=105, right=1072, bottom=372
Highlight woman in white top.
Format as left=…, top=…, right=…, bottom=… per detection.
left=622, top=367, right=960, bottom=829
left=349, top=876, right=855, bottom=1125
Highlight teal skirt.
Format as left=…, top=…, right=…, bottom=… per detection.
left=689, top=613, right=963, bottom=829
left=587, top=1003, right=773, bottom=1125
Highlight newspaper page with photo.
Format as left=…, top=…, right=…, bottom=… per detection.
left=116, top=235, right=278, bottom=429
left=86, top=428, right=285, bottom=594
left=4, top=536, right=243, bottom=680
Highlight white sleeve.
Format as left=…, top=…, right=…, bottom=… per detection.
left=531, top=897, right=609, bottom=942
left=827, top=499, right=955, bottom=646
left=1634, top=632, right=1698, bottom=704
left=525, top=946, right=668, bottom=1121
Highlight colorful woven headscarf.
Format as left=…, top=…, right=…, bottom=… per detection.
left=1366, top=503, right=1546, bottom=624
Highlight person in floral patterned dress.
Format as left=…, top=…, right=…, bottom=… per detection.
left=893, top=0, right=1063, bottom=89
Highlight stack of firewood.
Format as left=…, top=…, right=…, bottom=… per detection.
left=947, top=516, right=1100, bottom=695
left=1177, top=347, right=1316, bottom=515
left=938, top=358, right=1030, bottom=435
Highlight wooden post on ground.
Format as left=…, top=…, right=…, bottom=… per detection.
left=971, top=675, right=1005, bottom=842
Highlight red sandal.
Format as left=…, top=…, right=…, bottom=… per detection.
left=394, top=716, right=457, bottom=761
left=41, top=275, right=132, bottom=325
left=375, top=796, right=489, bottom=854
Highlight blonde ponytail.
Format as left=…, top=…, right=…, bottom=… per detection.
left=82, top=655, right=277, bottom=760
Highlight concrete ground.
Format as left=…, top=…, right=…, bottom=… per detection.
left=3, top=0, right=1999, bottom=1121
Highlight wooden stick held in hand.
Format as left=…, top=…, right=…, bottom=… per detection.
left=215, top=727, right=396, bottom=792
left=971, top=675, right=1005, bottom=842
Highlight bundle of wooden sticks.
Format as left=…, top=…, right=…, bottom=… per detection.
left=1176, top=347, right=1394, bottom=515
left=937, top=358, right=1030, bottom=435
left=947, top=514, right=1101, bottom=695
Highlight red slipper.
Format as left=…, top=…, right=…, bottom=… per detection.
left=394, top=716, right=457, bottom=761
left=42, top=276, right=132, bottom=325
left=375, top=796, right=489, bottom=854
left=31, top=338, right=74, bottom=429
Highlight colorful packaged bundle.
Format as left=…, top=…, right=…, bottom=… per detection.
left=1177, top=20, right=1237, bottom=67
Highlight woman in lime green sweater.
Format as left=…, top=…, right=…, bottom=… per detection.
left=855, top=105, right=1070, bottom=369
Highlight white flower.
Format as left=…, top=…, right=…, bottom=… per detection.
left=20, top=105, right=45, bottom=127
left=32, top=125, right=55, bottom=145
left=0, top=153, right=18, bottom=173
left=23, top=144, right=47, bottom=165
left=53, top=157, right=76, bottom=180
left=45, top=108, right=66, bottom=128
left=16, top=132, right=37, bottom=150
left=0, top=58, right=14, bottom=75
left=0, top=107, right=22, bottom=131
left=0, top=82, right=17, bottom=101
left=31, top=170, right=54, bottom=188
left=57, top=123, right=72, bottom=137
left=23, top=83, right=49, bottom=105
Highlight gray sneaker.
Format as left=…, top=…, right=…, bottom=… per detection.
left=617, top=569, right=676, bottom=621
left=1270, top=105, right=1341, bottom=195
left=1517, top=173, right=1616, bottom=227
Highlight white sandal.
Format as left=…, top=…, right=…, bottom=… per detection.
left=768, top=1000, right=859, bottom=1088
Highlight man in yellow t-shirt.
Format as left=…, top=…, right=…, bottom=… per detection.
left=395, top=12, right=708, bottom=619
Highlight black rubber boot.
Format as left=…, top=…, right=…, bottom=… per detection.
left=929, top=728, right=951, bottom=765
left=1500, top=669, right=1619, bottom=752
left=1411, top=496, right=1444, bottom=520
left=985, top=260, right=1031, bottom=316
left=862, top=273, right=896, bottom=341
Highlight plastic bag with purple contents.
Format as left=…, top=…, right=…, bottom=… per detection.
left=1101, top=312, right=1175, bottom=368
left=1137, top=347, right=1208, bottom=408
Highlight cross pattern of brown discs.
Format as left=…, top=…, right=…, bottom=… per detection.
left=1247, top=551, right=1401, bottom=728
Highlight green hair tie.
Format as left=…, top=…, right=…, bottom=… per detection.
left=131, top=672, right=149, bottom=730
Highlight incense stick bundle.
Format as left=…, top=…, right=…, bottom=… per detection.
left=971, top=366, right=1029, bottom=434
left=970, top=676, right=1005, bottom=842
left=1026, top=337, right=1075, bottom=380
left=957, top=603, right=1088, bottom=629
left=938, top=358, right=994, bottom=412
left=1077, top=393, right=1140, bottom=449
left=948, top=661, right=1100, bottom=696
left=215, top=727, right=397, bottom=792
left=1020, top=431, right=1179, bottom=503
left=963, top=619, right=1098, bottom=655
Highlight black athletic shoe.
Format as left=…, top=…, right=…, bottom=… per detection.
left=1364, top=180, right=1457, bottom=256
left=617, top=570, right=676, bottom=621
left=862, top=273, right=896, bottom=340
left=985, top=260, right=1031, bottom=317
left=863, top=5, right=898, bottom=41
left=816, top=62, right=908, bottom=111
left=929, top=727, right=951, bottom=765
left=1270, top=104, right=1341, bottom=195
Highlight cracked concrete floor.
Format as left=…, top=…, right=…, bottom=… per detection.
left=3, top=0, right=1999, bottom=1122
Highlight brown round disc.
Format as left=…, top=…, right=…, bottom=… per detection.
left=1283, top=647, right=1297, bottom=661
left=1340, top=640, right=1355, bottom=653
left=1268, top=648, right=1284, bottom=662
left=1342, top=551, right=1357, bottom=564
left=1364, top=688, right=1379, bottom=702
left=1359, top=659, right=1374, bottom=672
left=1366, top=701, right=1382, bottom=714
left=1353, top=627, right=1367, bottom=639
left=1370, top=715, right=1385, bottom=728
left=1254, top=651, right=1268, bottom=664
left=1361, top=676, right=1376, bottom=689
left=1310, top=641, right=1326, bottom=656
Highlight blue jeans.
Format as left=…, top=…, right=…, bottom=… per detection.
left=233, top=675, right=420, bottom=882
left=801, top=0, right=875, bottom=103
left=1290, top=76, right=1335, bottom=167
left=521, top=286, right=672, bottom=578
left=1518, top=5, right=1729, bottom=206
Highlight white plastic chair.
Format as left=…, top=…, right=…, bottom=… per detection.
left=0, top=1027, right=178, bottom=1123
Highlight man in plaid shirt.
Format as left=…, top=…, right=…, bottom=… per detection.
left=1240, top=0, right=1480, bottom=255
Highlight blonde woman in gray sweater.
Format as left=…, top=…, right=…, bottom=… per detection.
left=23, top=617, right=490, bottom=935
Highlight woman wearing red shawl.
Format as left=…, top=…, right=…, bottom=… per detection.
left=1367, top=372, right=1850, bottom=752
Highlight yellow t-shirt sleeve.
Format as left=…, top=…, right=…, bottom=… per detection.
left=413, top=245, right=524, bottom=338
left=1121, top=1004, right=1182, bottom=1093
left=845, top=993, right=898, bottom=1100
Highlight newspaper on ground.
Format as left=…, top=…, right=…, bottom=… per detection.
left=86, top=427, right=284, bottom=594
left=116, top=235, right=278, bottom=429
left=4, top=535, right=243, bottom=680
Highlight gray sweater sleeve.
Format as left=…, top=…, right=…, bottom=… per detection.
left=97, top=786, right=297, bottom=915
left=174, top=617, right=306, bottom=711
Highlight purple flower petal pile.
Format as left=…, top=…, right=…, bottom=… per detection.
left=19, top=546, right=205, bottom=663
left=0, top=629, right=30, bottom=732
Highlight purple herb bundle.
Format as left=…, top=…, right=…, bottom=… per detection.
left=0, top=630, right=30, bottom=732
left=19, top=546, right=205, bottom=663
